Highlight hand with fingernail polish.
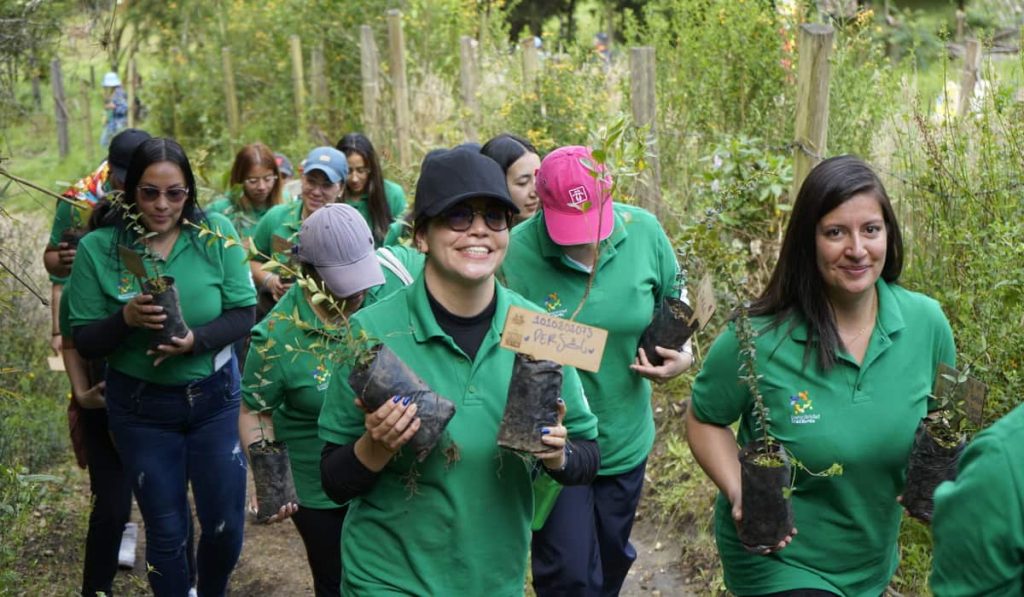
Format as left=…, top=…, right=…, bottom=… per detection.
left=353, top=395, right=422, bottom=472
left=535, top=398, right=569, bottom=471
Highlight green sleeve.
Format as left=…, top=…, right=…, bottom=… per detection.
left=560, top=365, right=598, bottom=441
left=66, top=238, right=112, bottom=327
left=689, top=324, right=749, bottom=426
left=250, top=208, right=274, bottom=263
left=383, top=219, right=411, bottom=247
left=383, top=179, right=407, bottom=219
left=930, top=433, right=1024, bottom=596
left=49, top=200, right=73, bottom=246
left=241, top=324, right=286, bottom=413
left=209, top=214, right=257, bottom=309
left=653, top=220, right=680, bottom=305
left=318, top=358, right=364, bottom=446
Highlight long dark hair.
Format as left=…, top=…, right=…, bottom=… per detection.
left=750, top=155, right=903, bottom=371
left=337, top=133, right=390, bottom=244
left=123, top=137, right=203, bottom=227
left=480, top=133, right=538, bottom=174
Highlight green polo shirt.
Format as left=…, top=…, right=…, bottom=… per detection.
left=251, top=200, right=304, bottom=264
left=344, top=179, right=406, bottom=247
left=204, top=193, right=271, bottom=239
left=690, top=280, right=955, bottom=597
left=318, top=277, right=599, bottom=596
left=67, top=213, right=257, bottom=385
left=242, top=285, right=345, bottom=509
left=500, top=204, right=678, bottom=475
left=382, top=218, right=412, bottom=247
left=367, top=244, right=425, bottom=304
left=931, top=403, right=1024, bottom=597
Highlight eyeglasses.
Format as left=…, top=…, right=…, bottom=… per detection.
left=440, top=204, right=512, bottom=232
left=350, top=167, right=371, bottom=176
left=243, top=174, right=278, bottom=186
left=138, top=186, right=189, bottom=203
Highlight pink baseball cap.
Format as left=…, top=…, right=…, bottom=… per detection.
left=536, top=146, right=614, bottom=246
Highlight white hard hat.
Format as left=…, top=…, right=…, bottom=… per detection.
left=102, top=72, right=122, bottom=87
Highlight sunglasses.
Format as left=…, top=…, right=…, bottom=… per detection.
left=440, top=204, right=512, bottom=232
left=137, top=186, right=189, bottom=203
left=243, top=174, right=278, bottom=186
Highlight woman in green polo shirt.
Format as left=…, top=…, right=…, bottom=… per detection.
left=318, top=147, right=600, bottom=596
left=250, top=146, right=348, bottom=311
left=67, top=137, right=257, bottom=596
left=336, top=133, right=406, bottom=247
left=500, top=145, right=692, bottom=596
left=205, top=142, right=285, bottom=240
left=240, top=203, right=385, bottom=597
left=480, top=132, right=541, bottom=226
left=687, top=156, right=956, bottom=597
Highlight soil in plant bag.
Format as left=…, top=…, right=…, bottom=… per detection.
left=60, top=227, right=86, bottom=248
left=142, top=276, right=190, bottom=350
left=497, top=354, right=562, bottom=453
left=248, top=440, right=299, bottom=523
left=348, top=344, right=456, bottom=461
left=901, top=418, right=965, bottom=521
left=738, top=440, right=793, bottom=553
left=638, top=298, right=696, bottom=367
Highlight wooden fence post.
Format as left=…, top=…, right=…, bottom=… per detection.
left=459, top=36, right=479, bottom=143
left=360, top=25, right=381, bottom=142
left=81, top=80, right=95, bottom=162
left=522, top=38, right=539, bottom=90
left=792, top=23, right=834, bottom=198
left=958, top=39, right=981, bottom=118
left=51, top=59, right=69, bottom=158
left=629, top=47, right=662, bottom=218
left=126, top=58, right=136, bottom=128
left=955, top=10, right=966, bottom=43
left=311, top=43, right=329, bottom=116
left=290, top=34, right=307, bottom=139
left=387, top=9, right=411, bottom=168
left=221, top=47, right=240, bottom=139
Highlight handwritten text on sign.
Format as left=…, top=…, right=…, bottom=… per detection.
left=500, top=305, right=608, bottom=372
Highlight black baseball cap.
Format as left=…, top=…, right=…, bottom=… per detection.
left=412, top=147, right=518, bottom=221
left=107, top=128, right=152, bottom=185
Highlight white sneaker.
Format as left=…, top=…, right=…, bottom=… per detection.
left=188, top=589, right=198, bottom=597
left=118, top=522, right=138, bottom=569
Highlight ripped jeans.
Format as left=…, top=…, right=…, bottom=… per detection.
left=105, top=358, right=246, bottom=597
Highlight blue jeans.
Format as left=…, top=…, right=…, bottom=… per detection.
left=105, top=359, right=246, bottom=597
left=531, top=460, right=648, bottom=597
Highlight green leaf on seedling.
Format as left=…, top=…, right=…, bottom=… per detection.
left=261, top=260, right=282, bottom=272
left=781, top=486, right=793, bottom=499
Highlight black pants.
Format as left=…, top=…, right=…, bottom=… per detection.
left=292, top=505, right=347, bottom=597
left=79, top=406, right=133, bottom=597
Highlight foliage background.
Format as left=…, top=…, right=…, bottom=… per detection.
left=2, top=0, right=1024, bottom=593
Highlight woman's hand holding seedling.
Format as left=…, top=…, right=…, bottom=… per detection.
left=123, top=293, right=167, bottom=329
left=248, top=494, right=298, bottom=524
left=536, top=398, right=568, bottom=470
left=630, top=346, right=694, bottom=383
left=148, top=330, right=195, bottom=366
left=57, top=241, right=77, bottom=267
left=728, top=486, right=799, bottom=555
left=266, top=274, right=292, bottom=301
left=354, top=396, right=421, bottom=472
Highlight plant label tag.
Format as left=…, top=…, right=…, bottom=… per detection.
left=271, top=234, right=294, bottom=254
left=118, top=245, right=148, bottom=279
left=47, top=355, right=65, bottom=372
left=933, top=363, right=987, bottom=427
left=690, top=273, right=716, bottom=330
left=500, top=305, right=608, bottom=372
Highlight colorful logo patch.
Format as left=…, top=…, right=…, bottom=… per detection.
left=544, top=292, right=562, bottom=313
left=789, top=390, right=820, bottom=424
left=313, top=362, right=331, bottom=391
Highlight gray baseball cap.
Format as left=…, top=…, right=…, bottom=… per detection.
left=295, top=204, right=384, bottom=298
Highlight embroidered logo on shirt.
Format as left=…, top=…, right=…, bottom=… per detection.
left=544, top=292, right=567, bottom=318
left=790, top=390, right=820, bottom=424
left=117, top=271, right=138, bottom=300
left=313, top=362, right=331, bottom=391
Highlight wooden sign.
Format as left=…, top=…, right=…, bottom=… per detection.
left=118, top=245, right=147, bottom=278
left=690, top=273, right=717, bottom=330
left=500, top=305, right=608, bottom=372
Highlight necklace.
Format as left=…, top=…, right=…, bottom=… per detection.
left=838, top=292, right=878, bottom=346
